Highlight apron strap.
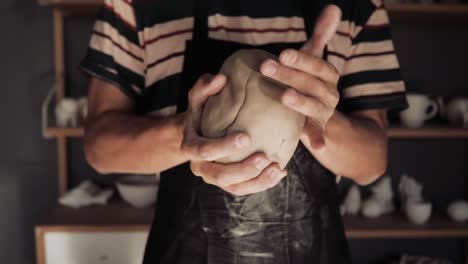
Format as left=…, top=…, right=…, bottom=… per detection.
left=193, top=0, right=209, bottom=41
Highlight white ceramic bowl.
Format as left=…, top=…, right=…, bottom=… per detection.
left=404, top=201, right=432, bottom=225
left=448, top=200, right=468, bottom=222
left=116, top=175, right=159, bottom=208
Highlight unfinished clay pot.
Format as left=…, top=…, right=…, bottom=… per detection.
left=201, top=49, right=306, bottom=168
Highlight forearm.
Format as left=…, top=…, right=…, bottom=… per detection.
left=302, top=110, right=388, bottom=185
left=84, top=111, right=187, bottom=174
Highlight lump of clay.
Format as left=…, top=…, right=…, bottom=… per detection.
left=201, top=49, right=306, bottom=168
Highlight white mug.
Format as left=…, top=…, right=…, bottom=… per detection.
left=404, top=201, right=432, bottom=225
left=445, top=98, right=468, bottom=128
left=400, top=94, right=438, bottom=128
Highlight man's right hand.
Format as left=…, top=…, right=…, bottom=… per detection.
left=180, top=74, right=287, bottom=196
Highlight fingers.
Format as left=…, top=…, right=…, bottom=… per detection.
left=278, top=49, right=340, bottom=84
left=301, top=5, right=342, bottom=57
left=188, top=74, right=226, bottom=110
left=223, top=163, right=287, bottom=196
left=261, top=59, right=338, bottom=103
left=191, top=153, right=271, bottom=187
left=182, top=72, right=248, bottom=161
left=182, top=131, right=250, bottom=161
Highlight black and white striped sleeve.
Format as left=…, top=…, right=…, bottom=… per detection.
left=331, top=0, right=408, bottom=113
left=80, top=0, right=145, bottom=100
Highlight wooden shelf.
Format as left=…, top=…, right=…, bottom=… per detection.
left=39, top=0, right=102, bottom=8
left=344, top=213, right=468, bottom=239
left=387, top=126, right=468, bottom=138
left=37, top=202, right=468, bottom=239
left=36, top=200, right=153, bottom=232
left=386, top=3, right=468, bottom=15
left=386, top=3, right=468, bottom=24
left=44, top=127, right=84, bottom=138
left=39, top=0, right=103, bottom=14
left=43, top=126, right=468, bottom=139
left=388, top=126, right=468, bottom=138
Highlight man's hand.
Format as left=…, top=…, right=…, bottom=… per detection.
left=181, top=74, right=287, bottom=196
left=260, top=5, right=342, bottom=150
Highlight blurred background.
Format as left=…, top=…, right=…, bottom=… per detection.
left=1, top=0, right=468, bottom=263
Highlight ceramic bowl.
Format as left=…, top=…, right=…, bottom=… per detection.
left=404, top=201, right=432, bottom=225
left=116, top=175, right=159, bottom=208
left=447, top=200, right=468, bottom=222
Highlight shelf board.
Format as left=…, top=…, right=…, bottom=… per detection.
left=39, top=0, right=102, bottom=7
left=38, top=0, right=468, bottom=23
left=386, top=3, right=468, bottom=14
left=44, top=127, right=84, bottom=138
left=344, top=213, right=468, bottom=239
left=36, top=202, right=468, bottom=239
left=43, top=126, right=468, bottom=139
left=36, top=200, right=153, bottom=232
left=386, top=3, right=468, bottom=24
left=387, top=126, right=468, bottom=138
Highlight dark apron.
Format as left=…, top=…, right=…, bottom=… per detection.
left=143, top=0, right=350, bottom=263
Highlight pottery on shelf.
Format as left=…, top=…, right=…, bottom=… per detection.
left=77, top=97, right=88, bottom=120
left=404, top=201, right=432, bottom=225
left=116, top=175, right=159, bottom=208
left=360, top=176, right=395, bottom=219
left=445, top=98, right=468, bottom=128
left=55, top=97, right=88, bottom=128
left=399, top=94, right=438, bottom=128
left=399, top=173, right=433, bottom=225
left=447, top=200, right=468, bottom=222
left=56, top=98, right=80, bottom=128
left=361, top=198, right=395, bottom=219
left=399, top=173, right=424, bottom=203
left=372, top=176, right=394, bottom=201
left=343, top=185, right=361, bottom=215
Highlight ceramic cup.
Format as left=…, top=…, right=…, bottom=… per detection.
left=404, top=201, right=432, bottom=225
left=445, top=98, right=468, bottom=128
left=447, top=200, right=468, bottom=222
left=400, top=94, right=438, bottom=128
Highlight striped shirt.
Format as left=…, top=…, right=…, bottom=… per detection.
left=80, top=0, right=407, bottom=115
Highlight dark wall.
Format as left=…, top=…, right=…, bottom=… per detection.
left=0, top=1, right=57, bottom=263
left=348, top=20, right=468, bottom=263
left=0, top=1, right=467, bottom=264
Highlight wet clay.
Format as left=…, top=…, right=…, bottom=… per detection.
left=201, top=49, right=306, bottom=168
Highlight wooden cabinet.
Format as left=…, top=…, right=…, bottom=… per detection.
left=35, top=203, right=153, bottom=264
left=40, top=231, right=148, bottom=264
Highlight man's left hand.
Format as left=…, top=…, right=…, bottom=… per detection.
left=260, top=5, right=342, bottom=150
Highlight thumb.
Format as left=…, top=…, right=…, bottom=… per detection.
left=301, top=5, right=342, bottom=58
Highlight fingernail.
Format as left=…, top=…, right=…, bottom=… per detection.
left=268, top=168, right=281, bottom=179
left=281, top=50, right=296, bottom=65
left=235, top=135, right=250, bottom=148
left=254, top=157, right=269, bottom=171
left=283, top=89, right=298, bottom=105
left=262, top=61, right=277, bottom=76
